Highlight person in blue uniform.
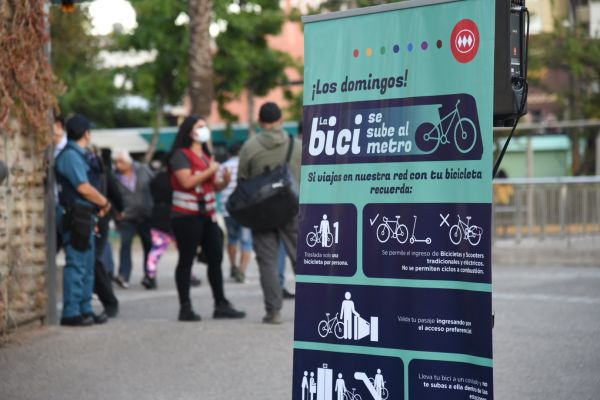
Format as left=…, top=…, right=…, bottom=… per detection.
left=55, top=115, right=112, bottom=327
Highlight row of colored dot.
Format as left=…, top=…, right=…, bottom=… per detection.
left=353, top=40, right=443, bottom=58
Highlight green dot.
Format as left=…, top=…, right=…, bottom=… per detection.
left=380, top=46, right=386, bottom=55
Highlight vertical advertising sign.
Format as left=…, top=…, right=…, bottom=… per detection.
left=293, top=1, right=494, bottom=400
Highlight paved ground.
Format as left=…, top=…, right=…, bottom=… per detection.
left=1, top=248, right=599, bottom=400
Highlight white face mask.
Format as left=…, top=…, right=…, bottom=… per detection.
left=194, top=126, right=211, bottom=143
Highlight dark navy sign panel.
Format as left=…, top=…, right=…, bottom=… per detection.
left=297, top=204, right=358, bottom=277
left=292, top=349, right=404, bottom=400
left=363, top=203, right=491, bottom=283
left=294, top=283, right=493, bottom=359
left=409, top=360, right=493, bottom=400
left=302, top=94, right=483, bottom=165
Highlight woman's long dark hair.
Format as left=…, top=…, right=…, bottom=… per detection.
left=165, top=115, right=211, bottom=165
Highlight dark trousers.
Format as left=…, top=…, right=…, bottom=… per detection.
left=171, top=215, right=226, bottom=307
left=252, top=217, right=298, bottom=313
left=95, top=218, right=119, bottom=310
left=117, top=219, right=152, bottom=281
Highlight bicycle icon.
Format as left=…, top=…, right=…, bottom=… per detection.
left=368, top=377, right=389, bottom=400
left=343, top=388, right=362, bottom=400
left=306, top=225, right=334, bottom=248
left=449, top=215, right=483, bottom=246
left=416, top=99, right=477, bottom=154
left=376, top=215, right=431, bottom=245
left=317, top=312, right=344, bottom=339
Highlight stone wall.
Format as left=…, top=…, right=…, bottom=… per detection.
left=0, top=116, right=48, bottom=333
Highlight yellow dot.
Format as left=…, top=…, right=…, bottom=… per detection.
left=366, top=48, right=373, bottom=57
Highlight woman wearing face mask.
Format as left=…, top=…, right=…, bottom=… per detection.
left=166, top=116, right=245, bottom=321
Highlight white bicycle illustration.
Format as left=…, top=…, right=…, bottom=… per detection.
left=368, top=377, right=389, bottom=400
left=306, top=225, right=334, bottom=248
left=376, top=216, right=409, bottom=244
left=449, top=215, right=483, bottom=246
left=343, top=388, right=362, bottom=400
left=317, top=312, right=344, bottom=339
left=416, top=99, right=477, bottom=154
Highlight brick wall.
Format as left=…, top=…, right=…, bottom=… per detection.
left=0, top=115, right=48, bottom=333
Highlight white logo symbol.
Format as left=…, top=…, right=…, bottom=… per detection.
left=318, top=292, right=379, bottom=342
left=300, top=365, right=389, bottom=400
left=306, top=214, right=340, bottom=248
left=456, top=29, right=475, bottom=53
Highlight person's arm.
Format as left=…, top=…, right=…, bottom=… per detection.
left=173, top=164, right=218, bottom=190
left=76, top=182, right=111, bottom=216
left=60, top=153, right=110, bottom=214
left=106, top=170, right=124, bottom=212
left=213, top=167, right=231, bottom=192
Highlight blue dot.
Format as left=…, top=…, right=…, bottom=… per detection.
left=393, top=44, right=400, bottom=53
left=407, top=43, right=413, bottom=52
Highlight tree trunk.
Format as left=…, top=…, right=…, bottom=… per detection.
left=188, top=0, right=214, bottom=118
left=144, top=97, right=164, bottom=163
left=247, top=87, right=256, bottom=136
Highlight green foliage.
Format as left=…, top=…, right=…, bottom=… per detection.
left=50, top=7, right=149, bottom=127
left=213, top=0, right=290, bottom=122
left=120, top=0, right=189, bottom=108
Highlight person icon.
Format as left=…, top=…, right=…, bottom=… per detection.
left=340, top=292, right=358, bottom=339
left=319, top=214, right=331, bottom=247
left=301, top=371, right=309, bottom=400
left=374, top=369, right=385, bottom=398
left=309, top=371, right=317, bottom=400
left=335, top=373, right=347, bottom=400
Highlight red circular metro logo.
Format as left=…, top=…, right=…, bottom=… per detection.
left=451, top=19, right=480, bottom=63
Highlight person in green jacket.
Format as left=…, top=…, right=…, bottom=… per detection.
left=237, top=102, right=302, bottom=324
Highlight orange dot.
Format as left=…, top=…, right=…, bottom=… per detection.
left=366, top=48, right=373, bottom=57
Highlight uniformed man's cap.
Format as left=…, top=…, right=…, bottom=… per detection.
left=66, top=114, right=91, bottom=141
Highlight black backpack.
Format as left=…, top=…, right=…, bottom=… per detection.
left=226, top=137, right=299, bottom=232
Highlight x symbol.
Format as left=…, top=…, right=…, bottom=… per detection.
left=440, top=213, right=450, bottom=227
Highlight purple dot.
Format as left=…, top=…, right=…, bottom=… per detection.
left=393, top=44, right=400, bottom=53
left=436, top=40, right=443, bottom=49
left=421, top=41, right=428, bottom=50
left=407, top=43, right=413, bottom=52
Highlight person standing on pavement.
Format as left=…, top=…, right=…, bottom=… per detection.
left=166, top=116, right=245, bottom=322
left=112, top=149, right=154, bottom=289
left=89, top=146, right=123, bottom=317
left=219, top=143, right=253, bottom=283
left=55, top=114, right=111, bottom=326
left=238, top=102, right=302, bottom=324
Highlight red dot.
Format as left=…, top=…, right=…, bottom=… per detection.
left=353, top=49, right=359, bottom=58
left=436, top=40, right=443, bottom=48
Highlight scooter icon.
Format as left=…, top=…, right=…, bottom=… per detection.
left=408, top=216, right=431, bottom=245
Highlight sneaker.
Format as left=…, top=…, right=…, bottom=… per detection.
left=283, top=288, right=295, bottom=299
left=141, top=275, right=157, bottom=290
left=213, top=301, right=246, bottom=319
left=113, top=276, right=129, bottom=289
left=234, top=270, right=246, bottom=284
left=190, top=274, right=202, bottom=287
left=179, top=305, right=202, bottom=322
left=262, top=311, right=283, bottom=325
left=60, top=315, right=94, bottom=327
left=230, top=266, right=240, bottom=279
left=83, top=312, right=108, bottom=325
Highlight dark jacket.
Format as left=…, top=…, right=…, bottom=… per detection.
left=115, top=162, right=154, bottom=221
left=148, top=169, right=172, bottom=233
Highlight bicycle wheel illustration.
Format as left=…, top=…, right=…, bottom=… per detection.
left=376, top=223, right=391, bottom=243
left=317, top=320, right=330, bottom=338
left=449, top=224, right=462, bottom=245
left=467, top=228, right=482, bottom=246
left=415, top=122, right=441, bottom=154
left=453, top=117, right=477, bottom=154
left=306, top=231, right=318, bottom=248
left=395, top=224, right=409, bottom=244
left=334, top=321, right=344, bottom=339
left=325, top=232, right=334, bottom=247
left=381, top=388, right=389, bottom=400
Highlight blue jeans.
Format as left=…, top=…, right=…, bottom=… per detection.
left=224, top=216, right=253, bottom=252
left=59, top=209, right=95, bottom=318
left=101, top=240, right=115, bottom=276
left=277, top=240, right=286, bottom=287
left=117, top=220, right=152, bottom=281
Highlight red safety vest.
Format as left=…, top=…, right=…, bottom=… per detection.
left=170, top=148, right=217, bottom=217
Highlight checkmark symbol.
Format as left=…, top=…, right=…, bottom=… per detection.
left=370, top=214, right=379, bottom=226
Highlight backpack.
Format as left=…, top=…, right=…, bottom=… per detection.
left=226, top=136, right=299, bottom=232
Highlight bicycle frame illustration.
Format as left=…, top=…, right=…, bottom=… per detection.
left=416, top=100, right=477, bottom=154
left=409, top=215, right=431, bottom=245
left=317, top=312, right=344, bottom=339
left=306, top=225, right=334, bottom=248
left=449, top=215, right=483, bottom=246
left=376, top=216, right=409, bottom=244
left=368, top=377, right=389, bottom=400
left=344, top=388, right=362, bottom=400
